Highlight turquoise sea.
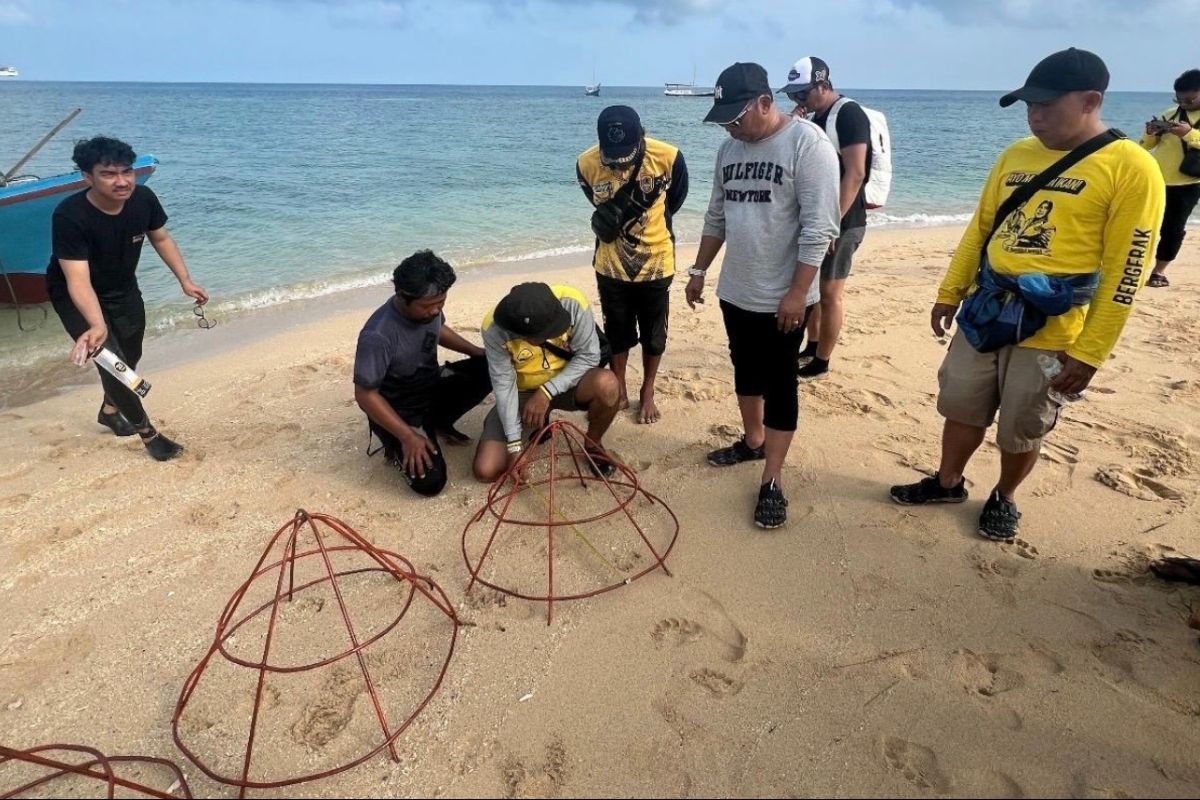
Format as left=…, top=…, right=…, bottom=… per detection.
left=0, top=82, right=1193, bottom=380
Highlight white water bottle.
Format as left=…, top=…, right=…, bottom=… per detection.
left=91, top=347, right=152, bottom=397
left=1037, top=354, right=1084, bottom=406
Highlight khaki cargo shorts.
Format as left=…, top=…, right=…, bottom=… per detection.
left=936, top=330, right=1061, bottom=454
left=481, top=388, right=583, bottom=443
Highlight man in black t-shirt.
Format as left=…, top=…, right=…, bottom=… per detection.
left=353, top=250, right=491, bottom=497
left=47, top=136, right=208, bottom=461
left=779, top=57, right=872, bottom=378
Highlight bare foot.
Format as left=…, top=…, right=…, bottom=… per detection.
left=638, top=392, right=661, bottom=424
left=618, top=389, right=630, bottom=412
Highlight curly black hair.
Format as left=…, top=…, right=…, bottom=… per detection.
left=72, top=136, right=137, bottom=173
left=393, top=250, right=457, bottom=299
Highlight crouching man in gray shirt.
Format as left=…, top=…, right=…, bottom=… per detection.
left=686, top=62, right=841, bottom=529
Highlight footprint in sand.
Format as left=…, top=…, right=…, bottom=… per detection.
left=949, top=649, right=1025, bottom=697
left=688, top=668, right=743, bottom=697
left=651, top=617, right=704, bottom=648
left=1095, top=466, right=1184, bottom=502
left=966, top=551, right=1020, bottom=606
left=1000, top=538, right=1039, bottom=560
left=290, top=664, right=363, bottom=749
left=502, top=738, right=569, bottom=799
left=881, top=736, right=952, bottom=794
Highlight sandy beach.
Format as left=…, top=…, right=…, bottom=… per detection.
left=2, top=225, right=1199, bottom=798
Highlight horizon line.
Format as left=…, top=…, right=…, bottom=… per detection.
left=0, top=79, right=1172, bottom=94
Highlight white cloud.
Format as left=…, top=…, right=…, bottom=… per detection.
left=0, top=0, right=33, bottom=24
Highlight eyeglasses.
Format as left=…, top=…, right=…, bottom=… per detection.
left=193, top=303, right=216, bottom=329
left=786, top=90, right=810, bottom=105
left=719, top=100, right=758, bottom=130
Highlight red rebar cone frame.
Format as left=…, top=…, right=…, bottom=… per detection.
left=171, top=510, right=458, bottom=796
left=0, top=744, right=192, bottom=799
left=462, top=420, right=679, bottom=624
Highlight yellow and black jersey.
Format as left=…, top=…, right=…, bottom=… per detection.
left=576, top=136, right=688, bottom=282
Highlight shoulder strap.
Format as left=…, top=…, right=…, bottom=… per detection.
left=825, top=97, right=850, bottom=151
left=983, top=129, right=1124, bottom=253
left=542, top=340, right=574, bottom=361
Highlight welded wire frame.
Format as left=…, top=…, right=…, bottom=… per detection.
left=462, top=420, right=679, bottom=624
left=172, top=510, right=458, bottom=797
left=0, top=744, right=192, bottom=799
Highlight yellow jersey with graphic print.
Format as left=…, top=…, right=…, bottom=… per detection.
left=938, top=136, right=1165, bottom=368
left=576, top=136, right=686, bottom=282
left=481, top=285, right=590, bottom=391
left=1139, top=105, right=1200, bottom=186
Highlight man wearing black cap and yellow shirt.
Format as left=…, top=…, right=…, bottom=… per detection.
left=473, top=282, right=621, bottom=482
left=577, top=106, right=688, bottom=424
left=890, top=48, right=1165, bottom=543
left=1142, top=68, right=1200, bottom=288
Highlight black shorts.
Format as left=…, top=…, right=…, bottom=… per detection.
left=720, top=299, right=815, bottom=433
left=595, top=273, right=672, bottom=357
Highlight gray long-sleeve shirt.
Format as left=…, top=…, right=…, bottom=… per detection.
left=483, top=294, right=600, bottom=447
left=702, top=117, right=842, bottom=312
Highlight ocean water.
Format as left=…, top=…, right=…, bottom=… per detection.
left=0, top=82, right=1191, bottom=373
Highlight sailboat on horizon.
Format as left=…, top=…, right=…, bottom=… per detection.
left=664, top=65, right=712, bottom=97
left=584, top=66, right=600, bottom=96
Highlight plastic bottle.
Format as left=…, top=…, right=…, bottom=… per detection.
left=1037, top=354, right=1084, bottom=406
left=91, top=347, right=152, bottom=397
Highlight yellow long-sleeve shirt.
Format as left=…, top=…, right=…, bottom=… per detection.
left=938, top=135, right=1165, bottom=368
left=1139, top=105, right=1200, bottom=186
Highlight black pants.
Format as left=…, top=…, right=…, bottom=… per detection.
left=369, top=355, right=491, bottom=497
left=719, top=299, right=814, bottom=433
left=51, top=290, right=149, bottom=428
left=1158, top=183, right=1200, bottom=262
left=595, top=273, right=672, bottom=356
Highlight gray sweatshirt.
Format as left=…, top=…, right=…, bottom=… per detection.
left=702, top=117, right=842, bottom=312
left=483, top=295, right=600, bottom=447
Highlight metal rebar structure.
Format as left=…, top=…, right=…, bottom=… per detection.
left=172, top=510, right=458, bottom=797
left=0, top=743, right=192, bottom=799
left=462, top=420, right=679, bottom=624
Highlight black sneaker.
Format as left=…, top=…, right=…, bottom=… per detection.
left=754, top=479, right=788, bottom=529
left=890, top=473, right=968, bottom=505
left=141, top=431, right=184, bottom=462
left=584, top=446, right=617, bottom=479
left=97, top=407, right=137, bottom=437
left=979, top=491, right=1020, bottom=542
left=707, top=437, right=765, bottom=467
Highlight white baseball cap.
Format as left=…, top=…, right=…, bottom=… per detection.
left=777, top=56, right=830, bottom=94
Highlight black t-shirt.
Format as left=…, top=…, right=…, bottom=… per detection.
left=45, top=185, right=168, bottom=301
left=353, top=300, right=443, bottom=421
left=813, top=99, right=872, bottom=231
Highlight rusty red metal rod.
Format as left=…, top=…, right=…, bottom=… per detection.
left=0, top=744, right=192, bottom=799
left=172, top=510, right=458, bottom=795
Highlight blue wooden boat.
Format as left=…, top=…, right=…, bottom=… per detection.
left=0, top=154, right=158, bottom=305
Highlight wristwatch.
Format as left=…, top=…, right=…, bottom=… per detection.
left=687, top=265, right=707, bottom=278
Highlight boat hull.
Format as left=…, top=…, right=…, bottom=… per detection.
left=0, top=155, right=157, bottom=304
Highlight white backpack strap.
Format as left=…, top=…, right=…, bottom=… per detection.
left=824, top=96, right=852, bottom=153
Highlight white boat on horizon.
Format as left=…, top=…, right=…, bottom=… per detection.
left=0, top=67, right=18, bottom=78
left=664, top=82, right=714, bottom=97
left=664, top=67, right=712, bottom=97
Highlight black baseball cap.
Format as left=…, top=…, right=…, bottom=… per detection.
left=999, top=48, right=1110, bottom=108
left=704, top=62, right=772, bottom=124
left=494, top=283, right=571, bottom=341
left=597, top=105, right=643, bottom=165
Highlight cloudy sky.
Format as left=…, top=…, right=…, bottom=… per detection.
left=0, top=0, right=1195, bottom=90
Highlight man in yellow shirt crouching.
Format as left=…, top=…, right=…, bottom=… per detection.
left=889, top=48, right=1165, bottom=542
